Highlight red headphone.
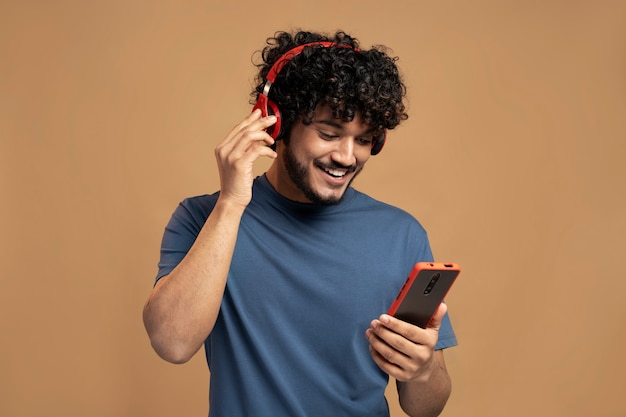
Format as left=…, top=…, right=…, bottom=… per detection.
left=252, top=42, right=387, bottom=155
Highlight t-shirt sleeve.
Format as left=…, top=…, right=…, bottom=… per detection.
left=155, top=195, right=215, bottom=283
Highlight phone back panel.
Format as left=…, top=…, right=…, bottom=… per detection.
left=388, top=262, right=460, bottom=328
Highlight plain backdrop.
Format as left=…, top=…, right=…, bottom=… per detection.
left=2, top=1, right=625, bottom=416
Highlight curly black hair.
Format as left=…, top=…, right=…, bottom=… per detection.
left=251, top=30, right=408, bottom=141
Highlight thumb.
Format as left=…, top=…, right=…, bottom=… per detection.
left=427, top=302, right=448, bottom=330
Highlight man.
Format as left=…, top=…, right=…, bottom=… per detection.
left=143, top=30, right=457, bottom=417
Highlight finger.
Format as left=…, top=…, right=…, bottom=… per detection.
left=366, top=330, right=414, bottom=381
left=241, top=140, right=278, bottom=161
left=427, top=302, right=448, bottom=330
left=221, top=128, right=273, bottom=157
left=369, top=344, right=400, bottom=369
left=245, top=114, right=277, bottom=144
left=219, top=109, right=261, bottom=144
left=217, top=133, right=277, bottom=173
left=216, top=116, right=277, bottom=163
left=366, top=328, right=407, bottom=367
left=369, top=317, right=419, bottom=359
left=218, top=110, right=276, bottom=150
left=367, top=321, right=440, bottom=382
left=236, top=108, right=270, bottom=134
left=372, top=314, right=441, bottom=354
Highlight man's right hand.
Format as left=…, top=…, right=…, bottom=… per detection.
left=214, top=109, right=277, bottom=209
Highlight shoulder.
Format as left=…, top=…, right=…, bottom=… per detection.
left=179, top=193, right=219, bottom=212
left=350, top=189, right=427, bottom=231
left=169, top=192, right=220, bottom=228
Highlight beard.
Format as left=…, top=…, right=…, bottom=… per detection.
left=282, top=143, right=362, bottom=206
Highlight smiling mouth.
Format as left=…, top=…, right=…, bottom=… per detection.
left=323, top=167, right=348, bottom=178
left=317, top=162, right=356, bottom=179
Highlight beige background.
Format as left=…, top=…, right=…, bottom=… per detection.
left=2, top=1, right=625, bottom=416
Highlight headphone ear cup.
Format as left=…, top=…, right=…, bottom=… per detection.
left=370, top=131, right=387, bottom=155
left=266, top=100, right=282, bottom=139
left=252, top=94, right=282, bottom=139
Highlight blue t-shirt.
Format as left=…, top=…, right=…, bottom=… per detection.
left=157, top=175, right=457, bottom=417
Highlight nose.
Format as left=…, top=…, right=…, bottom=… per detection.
left=330, top=137, right=357, bottom=167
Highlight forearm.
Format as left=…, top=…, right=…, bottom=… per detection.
left=142, top=198, right=244, bottom=363
left=397, top=351, right=452, bottom=417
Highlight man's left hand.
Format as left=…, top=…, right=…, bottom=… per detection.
left=365, top=303, right=447, bottom=383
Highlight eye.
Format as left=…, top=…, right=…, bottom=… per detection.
left=317, top=130, right=338, bottom=140
left=356, top=137, right=374, bottom=146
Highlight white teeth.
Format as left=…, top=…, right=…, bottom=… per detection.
left=325, top=168, right=346, bottom=178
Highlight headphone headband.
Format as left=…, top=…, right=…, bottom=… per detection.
left=266, top=42, right=349, bottom=83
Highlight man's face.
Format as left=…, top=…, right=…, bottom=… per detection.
left=272, top=105, right=377, bottom=205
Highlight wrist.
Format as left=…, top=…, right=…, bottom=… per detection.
left=214, top=196, right=247, bottom=217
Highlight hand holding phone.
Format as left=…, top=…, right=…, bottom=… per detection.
left=387, top=262, right=460, bottom=328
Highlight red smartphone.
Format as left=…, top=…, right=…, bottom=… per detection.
left=387, top=262, right=461, bottom=328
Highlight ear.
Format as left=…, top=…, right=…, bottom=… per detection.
left=370, top=131, right=386, bottom=155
